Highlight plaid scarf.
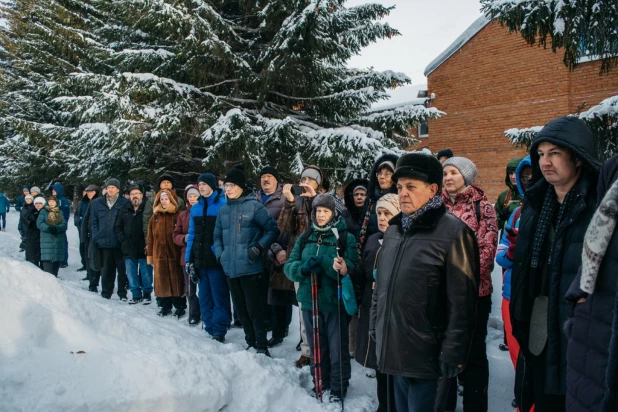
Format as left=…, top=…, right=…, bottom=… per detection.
left=401, top=196, right=444, bottom=233
left=530, top=184, right=577, bottom=270
left=581, top=177, right=618, bottom=294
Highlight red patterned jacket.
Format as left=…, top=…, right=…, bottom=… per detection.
left=441, top=185, right=498, bottom=297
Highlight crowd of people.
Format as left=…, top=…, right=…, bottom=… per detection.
left=4, top=115, right=618, bottom=412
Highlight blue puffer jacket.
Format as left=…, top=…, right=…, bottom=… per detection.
left=496, top=156, right=531, bottom=300
left=37, top=208, right=68, bottom=262
left=185, top=190, right=226, bottom=265
left=214, top=191, right=279, bottom=278
left=52, top=183, right=71, bottom=221
left=90, top=195, right=130, bottom=249
left=0, top=192, right=9, bottom=213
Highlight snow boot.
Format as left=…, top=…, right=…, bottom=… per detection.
left=256, top=348, right=271, bottom=357
left=295, top=355, right=311, bottom=368
left=119, top=297, right=128, bottom=302
left=143, top=293, right=152, bottom=305
left=158, top=307, right=172, bottom=317
left=295, top=339, right=302, bottom=351
left=267, top=336, right=284, bottom=348
left=246, top=343, right=257, bottom=351
left=77, top=266, right=87, bottom=272
left=329, top=390, right=345, bottom=404
left=499, top=343, right=509, bottom=351
left=233, top=320, right=243, bottom=328
left=128, top=297, right=143, bottom=305
left=212, top=335, right=225, bottom=343
left=81, top=276, right=88, bottom=281
left=188, top=318, right=200, bottom=326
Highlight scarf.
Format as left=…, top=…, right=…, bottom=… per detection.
left=106, top=194, right=119, bottom=209
left=401, top=196, right=444, bottom=233
left=530, top=184, right=577, bottom=269
left=580, top=177, right=618, bottom=294
left=46, top=206, right=61, bottom=226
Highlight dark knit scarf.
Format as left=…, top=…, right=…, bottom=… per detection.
left=530, top=184, right=577, bottom=270
left=401, top=196, right=444, bottom=234
left=581, top=177, right=618, bottom=294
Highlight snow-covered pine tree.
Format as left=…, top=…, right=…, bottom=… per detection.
left=0, top=0, right=442, bottom=188
left=482, top=0, right=618, bottom=160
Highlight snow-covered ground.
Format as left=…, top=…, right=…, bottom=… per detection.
left=0, top=214, right=514, bottom=411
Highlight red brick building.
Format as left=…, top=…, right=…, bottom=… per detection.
left=422, top=16, right=618, bottom=200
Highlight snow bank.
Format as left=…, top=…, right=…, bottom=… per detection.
left=0, top=258, right=333, bottom=412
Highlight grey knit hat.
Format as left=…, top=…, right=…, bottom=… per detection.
left=104, top=178, right=121, bottom=190
left=442, top=157, right=478, bottom=186
left=30, top=186, right=41, bottom=195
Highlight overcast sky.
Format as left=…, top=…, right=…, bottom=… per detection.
left=346, top=0, right=484, bottom=86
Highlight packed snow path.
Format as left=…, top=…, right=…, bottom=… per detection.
left=0, top=214, right=514, bottom=411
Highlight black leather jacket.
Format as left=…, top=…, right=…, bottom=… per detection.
left=370, top=205, right=479, bottom=379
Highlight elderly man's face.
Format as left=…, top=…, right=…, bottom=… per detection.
left=397, top=177, right=438, bottom=215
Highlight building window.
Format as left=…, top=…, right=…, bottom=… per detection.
left=418, top=118, right=429, bottom=138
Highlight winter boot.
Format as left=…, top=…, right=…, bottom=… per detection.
left=295, top=339, right=302, bottom=351
left=233, top=320, right=243, bottom=328
left=295, top=355, right=311, bottom=368
left=128, top=297, right=143, bottom=305
left=174, top=307, right=186, bottom=319
left=157, top=307, right=172, bottom=317
left=267, top=336, right=284, bottom=348
left=212, top=335, right=225, bottom=343
left=77, top=266, right=87, bottom=272
left=256, top=348, right=271, bottom=357
left=188, top=318, right=200, bottom=326
left=329, top=390, right=345, bottom=404
left=143, top=292, right=152, bottom=305
left=246, top=343, right=257, bottom=351
left=499, top=343, right=509, bottom=351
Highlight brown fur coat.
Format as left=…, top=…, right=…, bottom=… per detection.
left=147, top=190, right=184, bottom=298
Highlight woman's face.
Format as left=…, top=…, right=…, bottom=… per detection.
left=443, top=166, right=466, bottom=194
left=353, top=189, right=367, bottom=208
left=315, top=206, right=333, bottom=227
left=187, top=193, right=199, bottom=206
left=160, top=196, right=170, bottom=208
left=225, top=183, right=243, bottom=199
left=34, top=202, right=44, bottom=211
left=377, top=207, right=394, bottom=232
left=47, top=199, right=57, bottom=208
left=25, top=197, right=33, bottom=205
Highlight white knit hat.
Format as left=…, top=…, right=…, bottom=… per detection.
left=33, top=196, right=46, bottom=205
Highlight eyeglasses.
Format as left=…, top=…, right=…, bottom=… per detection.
left=377, top=171, right=393, bottom=178
left=354, top=193, right=366, bottom=197
left=223, top=183, right=237, bottom=190
left=300, top=177, right=316, bottom=183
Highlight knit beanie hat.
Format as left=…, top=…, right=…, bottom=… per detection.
left=376, top=194, right=401, bottom=217
left=260, top=166, right=281, bottom=183
left=25, top=194, right=33, bottom=201
left=442, top=157, right=478, bottom=186
left=157, top=173, right=175, bottom=189
left=30, top=186, right=41, bottom=195
left=185, top=184, right=200, bottom=199
left=437, top=148, right=454, bottom=159
left=376, top=160, right=396, bottom=174
left=197, top=173, right=218, bottom=192
left=301, top=166, right=323, bottom=186
left=34, top=196, right=46, bottom=205
left=126, top=184, right=143, bottom=194
left=224, top=168, right=247, bottom=189
left=104, top=178, right=121, bottom=190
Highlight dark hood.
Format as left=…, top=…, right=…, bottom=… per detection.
left=344, top=178, right=369, bottom=220
left=515, top=156, right=532, bottom=198
left=529, top=116, right=601, bottom=186
left=597, top=153, right=618, bottom=206
left=368, top=153, right=399, bottom=200
left=52, top=183, right=65, bottom=198
left=505, top=157, right=524, bottom=190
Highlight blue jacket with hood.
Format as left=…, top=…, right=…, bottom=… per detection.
left=52, top=183, right=71, bottom=221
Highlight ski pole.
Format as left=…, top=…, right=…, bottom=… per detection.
left=331, top=227, right=344, bottom=411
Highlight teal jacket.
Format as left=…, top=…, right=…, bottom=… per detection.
left=37, top=208, right=68, bottom=261
left=284, top=217, right=358, bottom=312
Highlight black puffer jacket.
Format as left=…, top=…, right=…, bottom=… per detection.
left=565, top=154, right=618, bottom=412
left=370, top=205, right=479, bottom=379
left=510, top=116, right=600, bottom=402
left=23, top=204, right=42, bottom=265
left=358, top=154, right=398, bottom=252
left=114, top=199, right=147, bottom=259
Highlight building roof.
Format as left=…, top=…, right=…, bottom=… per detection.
left=424, top=15, right=491, bottom=77
left=370, top=83, right=428, bottom=111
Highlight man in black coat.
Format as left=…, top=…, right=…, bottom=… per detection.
left=370, top=152, right=479, bottom=411
left=75, top=185, right=98, bottom=273
left=564, top=153, right=618, bottom=412
left=90, top=178, right=130, bottom=300
left=114, top=184, right=152, bottom=305
left=510, top=116, right=601, bottom=412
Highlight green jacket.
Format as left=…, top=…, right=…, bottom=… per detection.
left=37, top=209, right=68, bottom=262
left=284, top=217, right=358, bottom=312
left=495, top=157, right=524, bottom=230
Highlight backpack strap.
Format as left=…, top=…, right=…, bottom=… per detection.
left=475, top=200, right=481, bottom=224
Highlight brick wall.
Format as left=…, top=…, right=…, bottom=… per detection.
left=425, top=21, right=618, bottom=201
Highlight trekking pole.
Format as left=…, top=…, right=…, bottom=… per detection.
left=311, top=272, right=323, bottom=402
left=331, top=227, right=344, bottom=411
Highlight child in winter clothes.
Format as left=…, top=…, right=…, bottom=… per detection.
left=36, top=195, right=68, bottom=277
left=284, top=194, right=358, bottom=403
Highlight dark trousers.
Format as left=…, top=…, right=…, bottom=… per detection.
left=529, top=349, right=566, bottom=412
left=377, top=371, right=397, bottom=412
left=228, top=274, right=268, bottom=349
left=393, top=375, right=438, bottom=412
left=272, top=304, right=292, bottom=339
left=78, top=237, right=86, bottom=268
left=302, top=308, right=351, bottom=396
left=446, top=295, right=491, bottom=411
left=0, top=212, right=5, bottom=229
left=62, top=232, right=68, bottom=266
left=100, top=248, right=127, bottom=299
left=160, top=296, right=185, bottom=311
left=182, top=268, right=200, bottom=321
left=42, top=261, right=60, bottom=277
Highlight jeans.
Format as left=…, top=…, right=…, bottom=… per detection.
left=393, top=375, right=438, bottom=412
left=229, top=274, right=268, bottom=349
left=302, top=308, right=351, bottom=396
left=198, top=268, right=231, bottom=337
left=125, top=258, right=153, bottom=299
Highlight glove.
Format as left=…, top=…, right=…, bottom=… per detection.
left=301, top=255, right=323, bottom=276
left=505, top=233, right=517, bottom=261
left=247, top=244, right=263, bottom=264
left=186, top=263, right=199, bottom=284
left=48, top=226, right=58, bottom=235
left=369, top=329, right=376, bottom=342
left=499, top=206, right=512, bottom=222
left=439, top=361, right=462, bottom=378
